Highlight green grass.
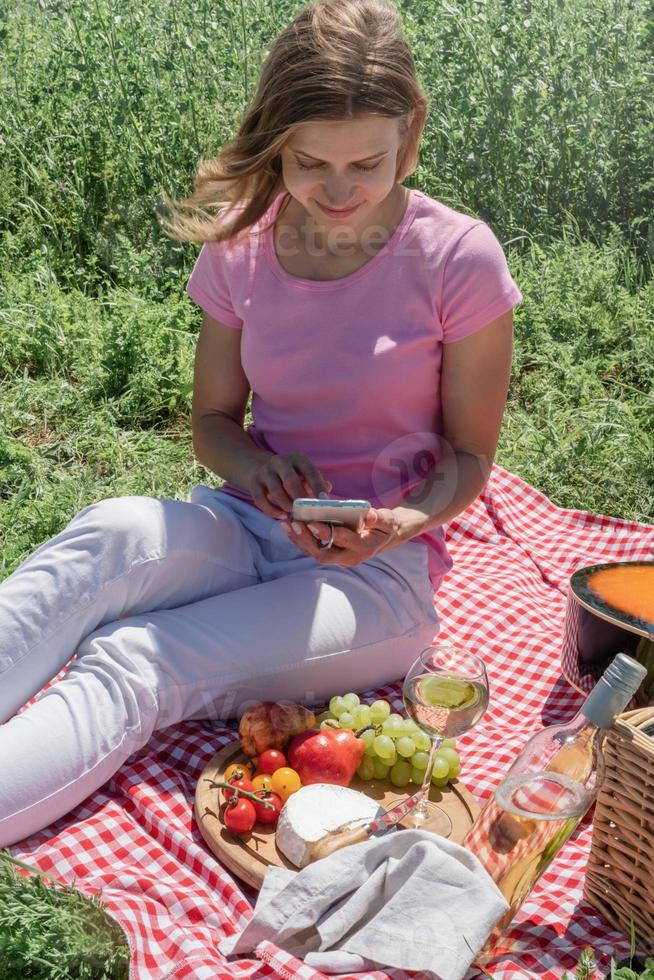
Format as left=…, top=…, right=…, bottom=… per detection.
left=0, top=852, right=129, bottom=979
left=1, top=0, right=652, bottom=581
left=500, top=229, right=653, bottom=519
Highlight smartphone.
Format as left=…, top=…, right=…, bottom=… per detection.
left=291, top=498, right=371, bottom=532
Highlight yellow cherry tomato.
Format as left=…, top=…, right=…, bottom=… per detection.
left=224, top=762, right=254, bottom=783
left=251, top=773, right=274, bottom=792
left=270, top=767, right=302, bottom=801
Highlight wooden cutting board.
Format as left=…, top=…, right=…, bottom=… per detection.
left=194, top=740, right=481, bottom=890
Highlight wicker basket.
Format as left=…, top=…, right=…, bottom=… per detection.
left=585, top=707, right=654, bottom=950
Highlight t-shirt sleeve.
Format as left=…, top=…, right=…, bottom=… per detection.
left=440, top=221, right=522, bottom=344
left=185, top=242, right=243, bottom=329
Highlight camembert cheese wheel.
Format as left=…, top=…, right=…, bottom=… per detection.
left=275, top=783, right=384, bottom=868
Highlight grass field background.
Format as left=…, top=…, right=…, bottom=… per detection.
left=1, top=0, right=652, bottom=579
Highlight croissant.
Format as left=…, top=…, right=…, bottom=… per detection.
left=239, top=701, right=316, bottom=757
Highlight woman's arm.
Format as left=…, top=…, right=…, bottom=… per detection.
left=391, top=309, right=514, bottom=540
left=192, top=311, right=332, bottom=515
left=192, top=311, right=273, bottom=489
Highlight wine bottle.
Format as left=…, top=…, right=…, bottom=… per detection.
left=463, top=653, right=647, bottom=944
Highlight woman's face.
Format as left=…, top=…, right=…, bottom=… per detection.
left=279, top=113, right=410, bottom=236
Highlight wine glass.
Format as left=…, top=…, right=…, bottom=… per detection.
left=401, top=640, right=489, bottom=831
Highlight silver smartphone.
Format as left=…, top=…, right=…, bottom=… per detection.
left=291, top=498, right=371, bottom=531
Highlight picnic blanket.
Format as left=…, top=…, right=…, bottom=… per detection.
left=10, top=464, right=654, bottom=980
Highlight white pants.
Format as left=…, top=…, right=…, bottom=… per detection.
left=0, top=485, right=440, bottom=847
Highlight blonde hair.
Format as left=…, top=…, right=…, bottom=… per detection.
left=160, top=0, right=428, bottom=245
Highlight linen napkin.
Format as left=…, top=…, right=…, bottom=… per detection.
left=219, top=829, right=509, bottom=979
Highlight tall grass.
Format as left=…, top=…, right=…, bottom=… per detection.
left=0, top=0, right=652, bottom=578
left=0, top=0, right=651, bottom=293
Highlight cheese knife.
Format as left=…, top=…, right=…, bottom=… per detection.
left=309, top=784, right=430, bottom=863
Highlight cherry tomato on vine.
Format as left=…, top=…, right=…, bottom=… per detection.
left=224, top=762, right=253, bottom=783
left=251, top=790, right=283, bottom=825
left=270, top=767, right=302, bottom=801
left=223, top=777, right=254, bottom=800
left=256, top=749, right=287, bottom=774
left=223, top=797, right=256, bottom=834
left=251, top=773, right=274, bottom=792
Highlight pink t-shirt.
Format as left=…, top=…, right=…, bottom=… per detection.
left=186, top=188, right=522, bottom=588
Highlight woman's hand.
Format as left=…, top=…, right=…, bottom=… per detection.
left=249, top=452, right=332, bottom=519
left=281, top=507, right=403, bottom=567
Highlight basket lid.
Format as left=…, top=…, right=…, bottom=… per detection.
left=613, top=705, right=654, bottom=758
left=570, top=561, right=654, bottom=638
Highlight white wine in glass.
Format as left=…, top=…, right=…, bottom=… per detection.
left=401, top=641, right=489, bottom=831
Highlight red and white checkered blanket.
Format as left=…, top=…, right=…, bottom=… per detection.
left=11, top=465, right=654, bottom=980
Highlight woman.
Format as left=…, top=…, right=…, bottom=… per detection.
left=0, top=0, right=521, bottom=847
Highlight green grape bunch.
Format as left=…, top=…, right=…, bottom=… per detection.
left=316, top=693, right=463, bottom=789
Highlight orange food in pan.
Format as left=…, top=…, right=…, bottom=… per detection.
left=587, top=565, right=654, bottom=626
